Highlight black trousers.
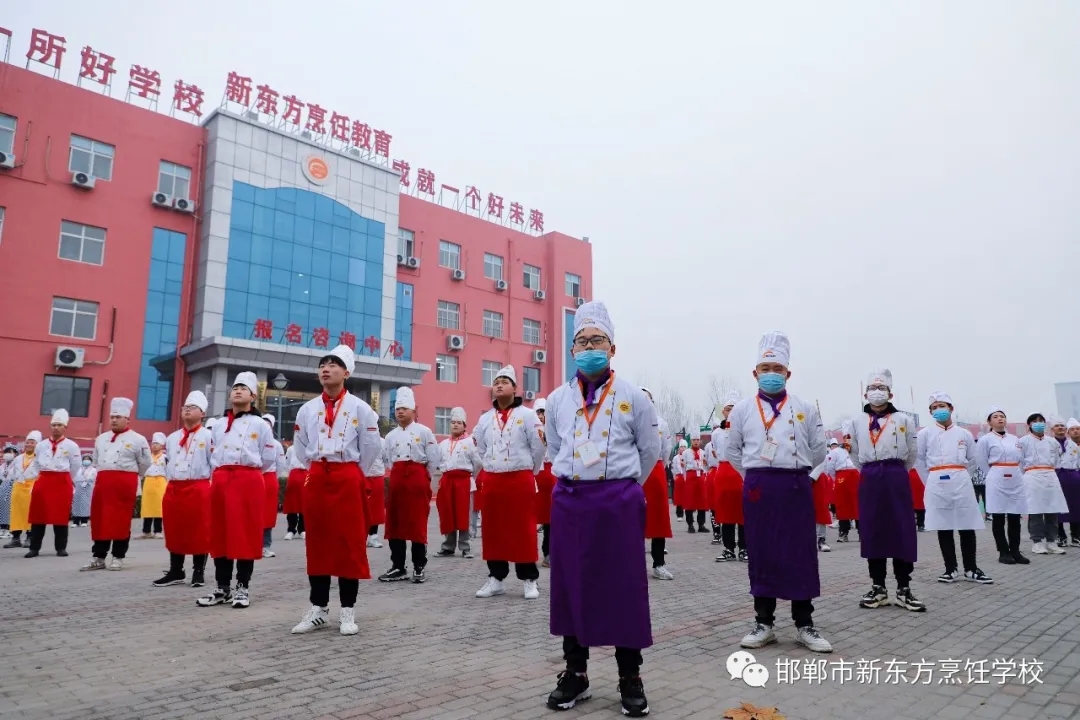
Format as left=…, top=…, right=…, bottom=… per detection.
left=287, top=513, right=306, bottom=533
left=674, top=505, right=683, bottom=518
left=28, top=524, right=68, bottom=553
left=938, top=530, right=977, bottom=573
left=973, top=485, right=986, bottom=505
left=92, top=538, right=130, bottom=559
left=309, top=575, right=360, bottom=607
left=368, top=525, right=379, bottom=535
left=839, top=519, right=859, bottom=534
left=72, top=516, right=89, bottom=524
left=687, top=510, right=706, bottom=529
left=541, top=524, right=550, bottom=557
left=1059, top=520, right=1080, bottom=541
left=991, top=513, right=1022, bottom=554
left=649, top=538, right=666, bottom=568
left=754, top=597, right=814, bottom=628
left=388, top=538, right=426, bottom=570
left=213, top=557, right=254, bottom=589
left=487, top=559, right=539, bottom=581
left=914, top=509, right=925, bottom=527
left=867, top=558, right=913, bottom=587
left=142, top=518, right=163, bottom=534
left=721, top=523, right=746, bottom=551
left=563, top=635, right=641, bottom=678
left=169, top=552, right=207, bottom=574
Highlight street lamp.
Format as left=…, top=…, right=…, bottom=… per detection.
left=272, top=374, right=288, bottom=436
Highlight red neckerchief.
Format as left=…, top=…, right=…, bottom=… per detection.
left=180, top=423, right=202, bottom=448
left=225, top=409, right=252, bottom=433
left=50, top=436, right=64, bottom=453
left=692, top=448, right=701, bottom=460
left=110, top=430, right=123, bottom=443
left=322, top=389, right=346, bottom=429
left=496, top=406, right=512, bottom=428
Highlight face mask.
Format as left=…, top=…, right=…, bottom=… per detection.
left=931, top=408, right=951, bottom=424
left=866, top=390, right=890, bottom=406
left=574, top=349, right=610, bottom=375
left=1031, top=422, right=1046, bottom=434
left=2, top=453, right=12, bottom=462
left=757, top=372, right=786, bottom=394
left=82, top=459, right=92, bottom=466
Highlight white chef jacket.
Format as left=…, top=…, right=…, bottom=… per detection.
left=704, top=439, right=720, bottom=469
left=657, top=417, right=673, bottom=465
left=680, top=447, right=707, bottom=474
left=438, top=435, right=482, bottom=474
left=824, top=446, right=857, bottom=477
left=916, top=423, right=978, bottom=475
left=145, top=452, right=168, bottom=478
left=1018, top=434, right=1062, bottom=472
left=34, top=437, right=82, bottom=475
left=384, top=422, right=440, bottom=477
left=13, top=453, right=39, bottom=482
left=364, top=437, right=385, bottom=477
left=725, top=392, right=827, bottom=475
left=976, top=432, right=1022, bottom=476
left=210, top=412, right=277, bottom=471
left=93, top=429, right=152, bottom=474
left=165, top=426, right=214, bottom=480
left=671, top=453, right=685, bottom=477
left=293, top=392, right=381, bottom=470
left=1057, top=439, right=1080, bottom=470
left=710, top=427, right=730, bottom=466
left=286, top=444, right=308, bottom=471
left=846, top=408, right=917, bottom=470
left=474, top=402, right=546, bottom=474
left=546, top=375, right=661, bottom=484
left=75, top=466, right=97, bottom=486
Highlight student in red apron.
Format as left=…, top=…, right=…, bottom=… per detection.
left=712, top=393, right=748, bottom=562
left=826, top=438, right=860, bottom=542
left=435, top=406, right=481, bottom=559
left=680, top=430, right=709, bottom=532
left=154, top=391, right=214, bottom=588
left=640, top=387, right=674, bottom=580
left=532, top=398, right=557, bottom=567
left=26, top=409, right=79, bottom=558
left=379, top=387, right=439, bottom=583
left=259, top=413, right=286, bottom=558
left=282, top=443, right=307, bottom=540
left=82, top=398, right=152, bottom=572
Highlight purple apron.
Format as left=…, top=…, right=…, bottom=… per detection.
left=549, top=477, right=652, bottom=650
left=743, top=467, right=819, bottom=601
left=1056, top=469, right=1080, bottom=523
left=858, top=459, right=917, bottom=563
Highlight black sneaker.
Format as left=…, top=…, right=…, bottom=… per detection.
left=858, top=585, right=889, bottom=609
left=23, top=550, right=39, bottom=558
left=837, top=533, right=849, bottom=543
left=378, top=567, right=410, bottom=582
left=710, top=537, right=722, bottom=545
left=998, top=552, right=1016, bottom=565
left=937, top=569, right=958, bottom=583
left=435, top=549, right=455, bottom=557
left=715, top=549, right=736, bottom=562
left=674, top=508, right=683, bottom=519
left=686, top=525, right=696, bottom=534
left=462, top=550, right=474, bottom=559
left=894, top=587, right=926, bottom=612
left=737, top=549, right=748, bottom=562
left=1071, top=537, right=1080, bottom=548
left=697, top=525, right=707, bottom=533
left=1011, top=551, right=1031, bottom=565
left=1057, top=537, right=1068, bottom=548
left=964, top=568, right=993, bottom=584
left=191, top=571, right=205, bottom=588
left=56, top=550, right=68, bottom=557
left=546, top=671, right=591, bottom=711
left=618, top=676, right=649, bottom=717
left=411, top=567, right=426, bottom=584
left=152, top=571, right=186, bottom=587
left=196, top=588, right=232, bottom=607
left=3, top=539, right=22, bottom=549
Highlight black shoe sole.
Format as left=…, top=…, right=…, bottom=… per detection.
left=153, top=579, right=187, bottom=587
left=379, top=575, right=410, bottom=582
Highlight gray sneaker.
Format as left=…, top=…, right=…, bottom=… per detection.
left=80, top=557, right=106, bottom=571
left=232, top=585, right=250, bottom=608
left=795, top=626, right=833, bottom=653
left=740, top=623, right=776, bottom=649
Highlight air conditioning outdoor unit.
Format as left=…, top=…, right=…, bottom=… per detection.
left=174, top=197, right=196, bottom=214
left=397, top=254, right=408, bottom=266
left=0, top=151, right=15, bottom=169
left=575, top=296, right=586, bottom=307
left=495, top=279, right=508, bottom=291
left=55, top=346, right=86, bottom=369
left=71, top=171, right=95, bottom=189
left=152, top=192, right=172, bottom=208
left=447, top=335, right=465, bottom=351
left=532, top=349, right=548, bottom=364
left=533, top=289, right=546, bottom=301
left=406, top=256, right=420, bottom=269
left=524, top=390, right=537, bottom=400
left=451, top=269, right=465, bottom=281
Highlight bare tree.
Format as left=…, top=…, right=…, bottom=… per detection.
left=656, top=384, right=692, bottom=437
left=698, top=374, right=746, bottom=426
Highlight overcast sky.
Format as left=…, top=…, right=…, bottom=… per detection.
left=7, top=2, right=1079, bottom=426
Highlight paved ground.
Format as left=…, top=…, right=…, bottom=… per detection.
left=2, top=512, right=1079, bottom=720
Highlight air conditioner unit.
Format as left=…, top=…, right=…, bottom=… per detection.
left=406, top=256, right=420, bottom=269
left=151, top=191, right=172, bottom=208
left=71, top=171, right=95, bottom=189
left=575, top=296, right=586, bottom=307
left=495, top=279, right=508, bottom=291
left=532, top=349, right=548, bottom=364
left=524, top=390, right=537, bottom=401
left=55, top=346, right=86, bottom=369
left=533, top=289, right=546, bottom=301
left=0, top=151, right=15, bottom=169
left=397, top=254, right=407, bottom=266
left=173, top=197, right=196, bottom=214
left=447, top=334, right=465, bottom=351
left=451, top=268, right=465, bottom=281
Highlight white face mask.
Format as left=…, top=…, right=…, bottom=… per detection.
left=2, top=453, right=13, bottom=462
left=866, top=389, right=890, bottom=406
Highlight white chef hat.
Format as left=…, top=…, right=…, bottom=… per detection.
left=51, top=409, right=70, bottom=426
left=110, top=397, right=134, bottom=418
left=205, top=417, right=219, bottom=430
left=152, top=432, right=167, bottom=445
left=723, top=390, right=741, bottom=407
left=690, top=427, right=701, bottom=440
left=677, top=437, right=688, bottom=448
left=533, top=398, right=546, bottom=412
left=757, top=331, right=790, bottom=367
left=573, top=301, right=614, bottom=342
left=232, top=371, right=258, bottom=396
left=322, top=344, right=355, bottom=374
left=1049, top=415, right=1066, bottom=428
left=986, top=405, right=1005, bottom=421
left=866, top=369, right=893, bottom=389
left=929, top=391, right=953, bottom=407
left=495, top=365, right=517, bottom=386
left=450, top=407, right=467, bottom=423
left=828, top=437, right=839, bottom=446
left=183, top=390, right=208, bottom=412
left=1067, top=418, right=1080, bottom=430
left=26, top=431, right=42, bottom=443
left=261, top=413, right=275, bottom=427
left=395, top=387, right=416, bottom=410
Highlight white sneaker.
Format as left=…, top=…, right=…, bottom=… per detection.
left=652, top=566, right=674, bottom=580
left=740, top=623, right=776, bottom=649
left=476, top=577, right=505, bottom=598
left=290, top=605, right=329, bottom=634
left=232, top=584, right=250, bottom=608
left=795, top=626, right=833, bottom=653
left=367, top=534, right=383, bottom=548
left=818, top=541, right=832, bottom=552
left=108, top=557, right=124, bottom=571
left=262, top=547, right=276, bottom=558
left=1032, top=542, right=1048, bottom=554
left=1047, top=542, right=1066, bottom=555
left=283, top=532, right=295, bottom=541
left=523, top=579, right=540, bottom=600
left=153, top=532, right=164, bottom=539
left=300, top=531, right=306, bottom=539
left=339, top=607, right=358, bottom=636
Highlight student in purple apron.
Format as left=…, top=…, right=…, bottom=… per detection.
left=1056, top=419, right=1080, bottom=547
left=727, top=331, right=832, bottom=654
left=543, top=301, right=660, bottom=718
left=976, top=407, right=1028, bottom=565
left=846, top=370, right=924, bottom=612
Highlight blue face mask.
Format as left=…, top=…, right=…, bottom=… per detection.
left=932, top=408, right=951, bottom=424
left=1031, top=422, right=1046, bottom=434
left=82, top=459, right=91, bottom=466
left=574, top=349, right=610, bottom=375
left=757, top=372, right=786, bottom=394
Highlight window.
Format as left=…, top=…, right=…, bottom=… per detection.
left=58, top=221, right=106, bottom=265
left=484, top=252, right=504, bottom=281
left=69, top=135, right=114, bottom=180
left=0, top=114, right=15, bottom=155
left=436, top=354, right=458, bottom=383
left=40, top=375, right=92, bottom=418
left=482, top=310, right=504, bottom=338
left=523, top=367, right=541, bottom=395
left=435, top=407, right=452, bottom=436
left=438, top=240, right=461, bottom=270
left=482, top=360, right=502, bottom=386
left=523, top=264, right=541, bottom=290
left=158, top=161, right=192, bottom=199
left=523, top=318, right=542, bottom=345
left=49, top=297, right=98, bottom=340
left=437, top=300, right=460, bottom=330
left=398, top=228, right=415, bottom=258
left=565, top=272, right=582, bottom=298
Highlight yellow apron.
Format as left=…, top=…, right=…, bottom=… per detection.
left=141, top=475, right=168, bottom=518
left=10, top=479, right=36, bottom=532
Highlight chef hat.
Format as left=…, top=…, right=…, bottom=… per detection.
left=205, top=417, right=219, bottom=430
left=986, top=405, right=1005, bottom=421
left=26, top=431, right=42, bottom=444
left=677, top=437, right=688, bottom=448
left=690, top=427, right=701, bottom=440
left=232, top=371, right=258, bottom=396
left=828, top=437, right=839, bottom=446
left=495, top=365, right=517, bottom=386
left=573, top=301, right=614, bottom=342
left=533, top=398, right=546, bottom=412
left=928, top=391, right=953, bottom=407
left=395, top=387, right=416, bottom=410
left=110, top=397, right=134, bottom=418
left=1068, top=418, right=1080, bottom=430
left=152, top=432, right=167, bottom=446
left=1049, top=415, right=1066, bottom=428
left=723, top=390, right=741, bottom=407
left=866, top=369, right=893, bottom=389
left=261, top=413, right=275, bottom=427
left=322, top=344, right=355, bottom=373
left=51, top=409, right=70, bottom=426
left=183, top=390, right=208, bottom=412
left=757, top=331, right=790, bottom=367
left=450, top=406, right=467, bottom=423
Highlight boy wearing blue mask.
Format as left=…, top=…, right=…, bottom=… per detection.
left=728, top=331, right=832, bottom=654
left=1018, top=413, right=1069, bottom=554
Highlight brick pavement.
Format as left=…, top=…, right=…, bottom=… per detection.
left=2, top=514, right=1079, bottom=720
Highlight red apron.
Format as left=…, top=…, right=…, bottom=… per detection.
left=210, top=465, right=264, bottom=560
left=683, top=469, right=708, bottom=511
left=385, top=461, right=431, bottom=543
left=712, top=461, right=745, bottom=524
left=481, top=469, right=538, bottom=563
left=163, top=479, right=211, bottom=555
left=474, top=470, right=487, bottom=513
left=535, top=461, right=557, bottom=525
left=283, top=468, right=307, bottom=514
left=673, top=474, right=685, bottom=507
left=909, top=468, right=926, bottom=511
left=262, top=471, right=279, bottom=529
left=643, top=461, right=673, bottom=539
left=91, top=470, right=139, bottom=541
left=834, top=468, right=861, bottom=520
left=812, top=473, right=833, bottom=526
left=28, top=470, right=74, bottom=526
left=304, top=461, right=370, bottom=579
left=437, top=469, right=472, bottom=534
left=364, top=474, right=387, bottom=527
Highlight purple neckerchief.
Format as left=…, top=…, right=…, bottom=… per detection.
left=577, top=368, right=612, bottom=406
left=869, top=409, right=890, bottom=433
left=1057, top=437, right=1067, bottom=451
left=757, top=389, right=787, bottom=418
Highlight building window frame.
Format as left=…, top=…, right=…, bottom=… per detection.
left=565, top=272, right=582, bottom=298
left=158, top=160, right=192, bottom=199
left=483, top=253, right=504, bottom=281
left=523, top=264, right=541, bottom=291
left=436, top=354, right=458, bottom=383
left=49, top=297, right=99, bottom=340
left=523, top=366, right=541, bottom=395
left=438, top=240, right=461, bottom=270
left=40, top=375, right=92, bottom=418
left=482, top=360, right=502, bottom=387
left=436, top=300, right=461, bottom=330
left=0, top=114, right=15, bottom=156
left=398, top=228, right=415, bottom=258
left=69, top=134, right=115, bottom=180
left=482, top=310, right=504, bottom=339
left=522, top=318, right=542, bottom=345
left=434, top=407, right=453, bottom=436
left=58, top=220, right=106, bottom=266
